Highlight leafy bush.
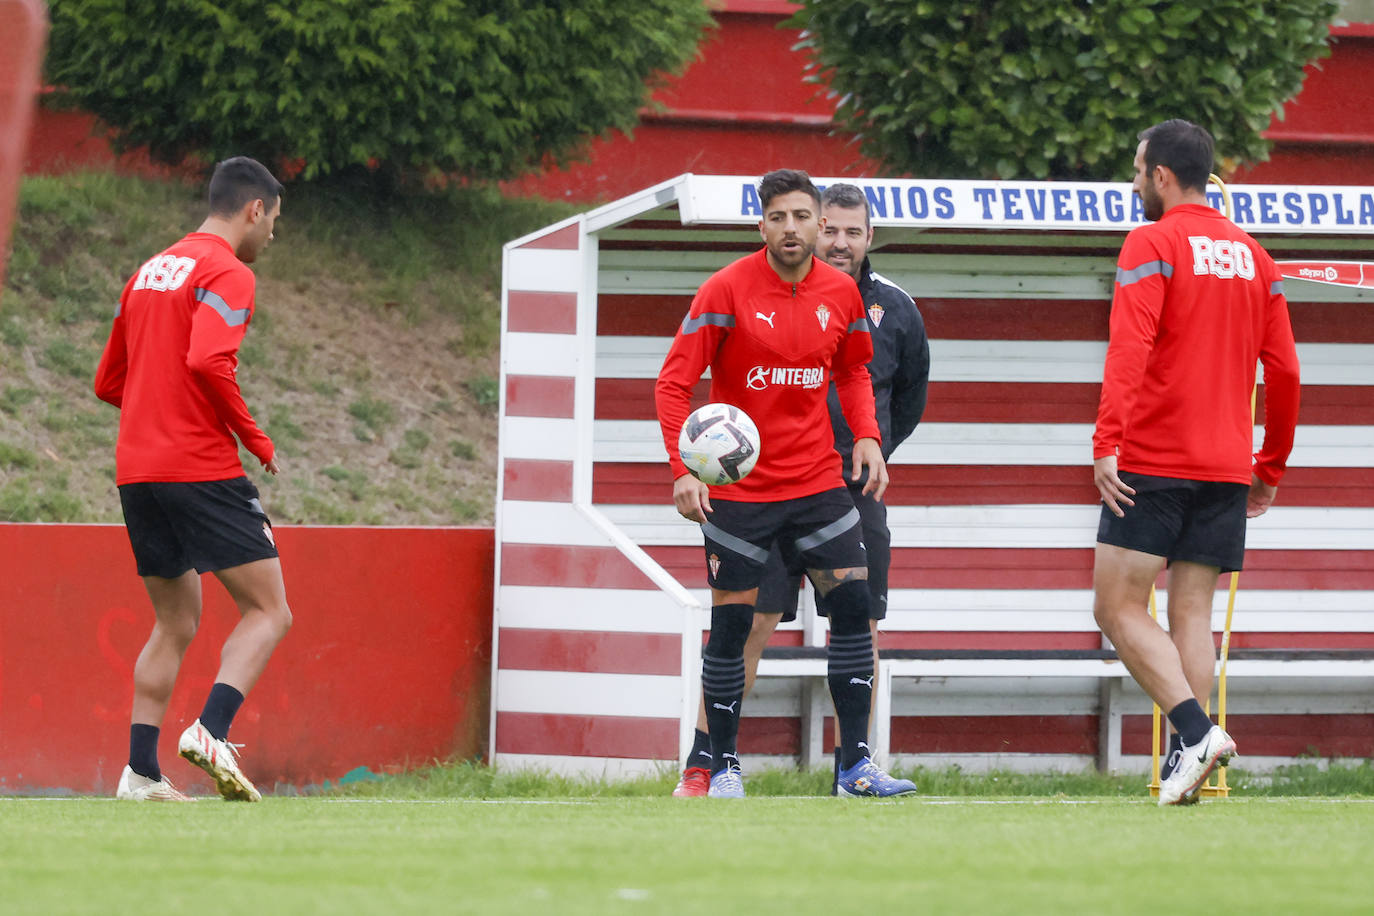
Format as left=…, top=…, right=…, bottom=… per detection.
left=46, top=1, right=713, bottom=181
left=790, top=0, right=1340, bottom=178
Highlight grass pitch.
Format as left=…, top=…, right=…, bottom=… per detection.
left=3, top=793, right=1372, bottom=915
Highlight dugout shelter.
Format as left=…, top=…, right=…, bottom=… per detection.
left=494, top=173, right=1374, bottom=777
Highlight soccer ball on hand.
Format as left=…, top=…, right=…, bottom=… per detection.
left=678, top=402, right=760, bottom=485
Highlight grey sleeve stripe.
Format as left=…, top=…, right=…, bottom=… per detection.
left=847, top=318, right=870, bottom=333
left=114, top=301, right=122, bottom=318
left=701, top=521, right=771, bottom=564
left=1115, top=260, right=1174, bottom=287
left=681, top=312, right=735, bottom=335
left=1271, top=280, right=1285, bottom=296
left=195, top=287, right=250, bottom=327
left=794, top=507, right=860, bottom=551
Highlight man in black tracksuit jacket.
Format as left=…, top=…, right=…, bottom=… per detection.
left=675, top=182, right=930, bottom=796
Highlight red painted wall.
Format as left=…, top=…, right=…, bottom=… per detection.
left=501, top=4, right=877, bottom=200
left=21, top=97, right=190, bottom=180
left=1235, top=25, right=1374, bottom=184
left=505, top=17, right=1374, bottom=200
left=19, top=10, right=1374, bottom=198
left=0, top=524, right=493, bottom=795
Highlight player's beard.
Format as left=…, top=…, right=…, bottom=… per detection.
left=1139, top=181, right=1164, bottom=222
left=237, top=224, right=271, bottom=262
left=768, top=235, right=815, bottom=270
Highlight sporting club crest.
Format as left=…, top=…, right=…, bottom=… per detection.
left=867, top=303, right=885, bottom=327
left=815, top=303, right=830, bottom=331
left=708, top=553, right=721, bottom=578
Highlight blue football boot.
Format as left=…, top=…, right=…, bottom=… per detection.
left=836, top=757, right=917, bottom=798
left=707, top=767, right=745, bottom=798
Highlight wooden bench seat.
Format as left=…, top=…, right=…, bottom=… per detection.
left=756, top=646, right=1374, bottom=770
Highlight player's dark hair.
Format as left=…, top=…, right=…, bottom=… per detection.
left=1138, top=119, right=1214, bottom=193
left=821, top=183, right=871, bottom=228
left=758, top=169, right=821, bottom=211
left=208, top=156, right=284, bottom=217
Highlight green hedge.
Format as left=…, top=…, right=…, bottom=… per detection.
left=790, top=0, right=1340, bottom=179
left=46, top=1, right=713, bottom=181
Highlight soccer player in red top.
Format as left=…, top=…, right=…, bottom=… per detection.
left=1092, top=120, right=1300, bottom=806
left=94, top=156, right=292, bottom=802
left=655, top=169, right=915, bottom=798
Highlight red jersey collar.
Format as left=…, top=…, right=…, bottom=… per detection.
left=753, top=246, right=820, bottom=288
left=1162, top=203, right=1221, bottom=221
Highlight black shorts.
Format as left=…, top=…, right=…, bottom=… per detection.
left=119, top=477, right=279, bottom=578
left=1096, top=472, right=1247, bottom=573
left=758, top=482, right=889, bottom=622
left=702, top=487, right=867, bottom=593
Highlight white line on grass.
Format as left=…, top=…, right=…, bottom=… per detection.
left=296, top=796, right=1374, bottom=806
left=317, top=798, right=602, bottom=805
left=0, top=797, right=600, bottom=805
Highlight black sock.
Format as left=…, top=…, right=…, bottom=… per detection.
left=823, top=581, right=876, bottom=771
left=1162, top=733, right=1184, bottom=780
left=831, top=746, right=840, bottom=796
left=129, top=724, right=160, bottom=781
left=828, top=630, right=875, bottom=770
left=1166, top=699, right=1213, bottom=747
left=688, top=728, right=713, bottom=771
left=702, top=690, right=743, bottom=774
left=702, top=665, right=744, bottom=775
left=702, top=604, right=752, bottom=775
left=199, top=683, right=245, bottom=741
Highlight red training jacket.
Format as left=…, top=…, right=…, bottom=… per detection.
left=94, top=232, right=274, bottom=484
left=655, top=248, right=879, bottom=502
left=1094, top=203, right=1300, bottom=485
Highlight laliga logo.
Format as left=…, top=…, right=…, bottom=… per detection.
left=1297, top=266, right=1340, bottom=281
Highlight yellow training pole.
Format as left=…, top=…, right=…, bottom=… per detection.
left=1209, top=172, right=1233, bottom=224
left=1212, top=571, right=1239, bottom=793
left=1148, top=586, right=1162, bottom=795
left=1206, top=384, right=1255, bottom=796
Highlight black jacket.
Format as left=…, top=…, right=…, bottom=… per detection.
left=827, top=256, right=930, bottom=480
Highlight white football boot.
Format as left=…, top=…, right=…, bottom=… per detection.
left=1158, top=725, right=1237, bottom=806
left=116, top=765, right=195, bottom=802
left=178, top=719, right=262, bottom=802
